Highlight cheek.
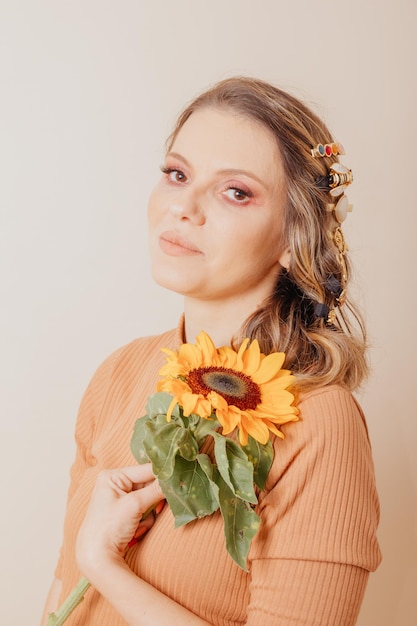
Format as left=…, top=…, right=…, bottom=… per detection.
left=147, top=189, right=163, bottom=231
left=240, top=222, right=282, bottom=265
left=147, top=188, right=157, bottom=216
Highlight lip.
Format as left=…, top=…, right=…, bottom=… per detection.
left=159, top=230, right=203, bottom=256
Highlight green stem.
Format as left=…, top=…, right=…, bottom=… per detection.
left=46, top=576, right=91, bottom=626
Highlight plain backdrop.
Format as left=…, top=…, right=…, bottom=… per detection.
left=1, top=1, right=416, bottom=624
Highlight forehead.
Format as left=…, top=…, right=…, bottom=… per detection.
left=171, top=107, right=284, bottom=182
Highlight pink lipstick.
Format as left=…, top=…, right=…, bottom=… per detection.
left=159, top=231, right=202, bottom=256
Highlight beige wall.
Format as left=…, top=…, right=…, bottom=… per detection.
left=1, top=1, right=416, bottom=623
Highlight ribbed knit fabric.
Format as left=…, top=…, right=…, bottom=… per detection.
left=54, top=322, right=381, bottom=625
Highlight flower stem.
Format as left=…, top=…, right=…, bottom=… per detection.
left=46, top=576, right=91, bottom=625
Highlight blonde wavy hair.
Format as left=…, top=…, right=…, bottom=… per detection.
left=167, top=77, right=368, bottom=391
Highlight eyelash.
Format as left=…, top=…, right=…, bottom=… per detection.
left=223, top=187, right=253, bottom=203
left=160, top=166, right=187, bottom=183
left=160, top=166, right=253, bottom=204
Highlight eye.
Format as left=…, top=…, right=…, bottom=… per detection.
left=161, top=166, right=187, bottom=184
left=224, top=187, right=252, bottom=204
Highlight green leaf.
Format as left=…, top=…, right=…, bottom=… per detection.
left=218, top=476, right=260, bottom=571
left=159, top=456, right=220, bottom=527
left=143, top=421, right=185, bottom=481
left=242, top=436, right=274, bottom=491
left=177, top=428, right=199, bottom=461
left=145, top=392, right=181, bottom=420
left=196, top=454, right=220, bottom=503
left=193, top=414, right=220, bottom=446
left=130, top=417, right=151, bottom=464
left=213, top=434, right=257, bottom=504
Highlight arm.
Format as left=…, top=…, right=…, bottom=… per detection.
left=74, top=388, right=380, bottom=626
left=50, top=347, right=125, bottom=582
left=76, top=460, right=369, bottom=626
left=246, top=558, right=369, bottom=626
left=244, top=387, right=381, bottom=625
left=41, top=349, right=124, bottom=622
left=76, top=464, right=211, bottom=626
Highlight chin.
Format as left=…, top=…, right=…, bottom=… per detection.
left=151, top=266, right=193, bottom=297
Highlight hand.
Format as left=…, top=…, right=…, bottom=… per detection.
left=76, top=464, right=165, bottom=577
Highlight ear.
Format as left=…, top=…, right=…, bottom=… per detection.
left=278, top=247, right=291, bottom=270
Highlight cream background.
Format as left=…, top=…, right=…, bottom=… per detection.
left=1, top=1, right=416, bottom=624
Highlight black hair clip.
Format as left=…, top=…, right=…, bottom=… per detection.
left=314, top=302, right=330, bottom=319
left=314, top=275, right=346, bottom=325
left=315, top=164, right=353, bottom=197
left=325, top=275, right=344, bottom=299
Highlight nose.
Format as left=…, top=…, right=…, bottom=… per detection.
left=169, top=187, right=206, bottom=225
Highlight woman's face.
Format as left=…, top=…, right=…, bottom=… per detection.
left=148, top=107, right=289, bottom=306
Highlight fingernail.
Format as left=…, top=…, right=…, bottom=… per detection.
left=155, top=500, right=166, bottom=515
left=135, top=526, right=148, bottom=538
left=127, top=537, right=138, bottom=548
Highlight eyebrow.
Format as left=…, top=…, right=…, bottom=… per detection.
left=166, top=151, right=268, bottom=188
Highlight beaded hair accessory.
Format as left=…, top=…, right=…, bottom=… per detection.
left=313, top=143, right=353, bottom=325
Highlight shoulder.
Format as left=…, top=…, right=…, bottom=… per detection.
left=73, top=325, right=180, bottom=439
left=255, top=384, right=381, bottom=569
left=79, top=325, right=180, bottom=411
left=107, top=326, right=179, bottom=369
left=267, top=384, right=374, bottom=490
left=92, top=325, right=180, bottom=381
left=298, top=384, right=364, bottom=415
left=296, top=384, right=369, bottom=437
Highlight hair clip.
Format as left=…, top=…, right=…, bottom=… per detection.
left=314, top=302, right=337, bottom=326
left=326, top=195, right=353, bottom=223
left=314, top=302, right=330, bottom=319
left=311, top=142, right=345, bottom=158
left=325, top=275, right=344, bottom=299
left=316, top=163, right=353, bottom=197
left=314, top=274, right=347, bottom=325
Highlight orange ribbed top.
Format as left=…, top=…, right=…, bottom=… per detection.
left=55, top=324, right=381, bottom=625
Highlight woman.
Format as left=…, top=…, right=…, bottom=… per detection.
left=42, top=77, right=381, bottom=625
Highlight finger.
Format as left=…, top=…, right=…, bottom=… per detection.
left=97, top=464, right=155, bottom=495
left=118, top=463, right=155, bottom=486
left=129, top=478, right=165, bottom=516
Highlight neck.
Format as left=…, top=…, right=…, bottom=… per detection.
left=183, top=294, right=265, bottom=347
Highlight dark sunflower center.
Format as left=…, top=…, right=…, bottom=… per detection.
left=186, top=366, right=261, bottom=411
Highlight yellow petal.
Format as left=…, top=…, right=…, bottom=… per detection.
left=161, top=347, right=178, bottom=358
left=239, top=413, right=269, bottom=444
left=193, top=396, right=213, bottom=418
left=178, top=343, right=202, bottom=370
left=235, top=338, right=250, bottom=371
left=251, top=351, right=286, bottom=384
left=196, top=331, right=217, bottom=365
left=157, top=378, right=190, bottom=398
left=218, top=345, right=238, bottom=369
left=166, top=396, right=179, bottom=421
left=262, top=420, right=285, bottom=439
left=181, top=392, right=201, bottom=416
left=216, top=404, right=241, bottom=435
left=256, top=407, right=299, bottom=424
left=158, top=361, right=184, bottom=378
left=207, top=390, right=226, bottom=410
left=241, top=339, right=261, bottom=375
left=260, top=390, right=297, bottom=409
left=238, top=422, right=249, bottom=446
left=259, top=376, right=295, bottom=395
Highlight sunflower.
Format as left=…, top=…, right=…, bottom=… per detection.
left=157, top=331, right=299, bottom=446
